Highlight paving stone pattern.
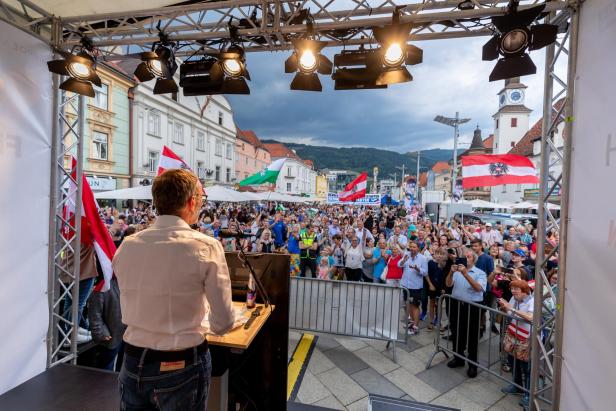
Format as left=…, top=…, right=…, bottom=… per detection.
left=291, top=329, right=520, bottom=411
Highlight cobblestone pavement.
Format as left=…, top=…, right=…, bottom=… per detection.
left=288, top=326, right=525, bottom=411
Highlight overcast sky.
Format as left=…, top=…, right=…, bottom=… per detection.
left=228, top=36, right=557, bottom=153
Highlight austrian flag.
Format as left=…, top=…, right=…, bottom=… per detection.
left=461, top=154, right=539, bottom=189
left=157, top=145, right=191, bottom=175
left=339, top=172, right=368, bottom=202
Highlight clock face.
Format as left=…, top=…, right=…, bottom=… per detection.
left=509, top=89, right=524, bottom=103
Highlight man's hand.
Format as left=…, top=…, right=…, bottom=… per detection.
left=429, top=284, right=436, bottom=292
left=459, top=265, right=468, bottom=276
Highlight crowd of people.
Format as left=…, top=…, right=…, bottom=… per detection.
left=78, top=199, right=558, bottom=408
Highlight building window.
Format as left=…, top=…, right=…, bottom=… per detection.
left=196, top=131, right=205, bottom=151
left=226, top=168, right=231, bottom=182
left=511, top=141, right=516, bottom=148
left=516, top=184, right=522, bottom=192
left=148, top=150, right=158, bottom=172
left=235, top=170, right=240, bottom=180
left=226, top=143, right=232, bottom=159
left=197, top=161, right=205, bottom=179
left=287, top=167, right=292, bottom=177
left=92, top=131, right=108, bottom=160
left=215, top=138, right=222, bottom=156
left=147, top=111, right=161, bottom=136
left=502, top=184, right=507, bottom=193
left=496, top=119, right=499, bottom=129
left=215, top=165, right=221, bottom=181
left=173, top=123, right=184, bottom=144
left=511, top=117, right=518, bottom=127
left=286, top=182, right=292, bottom=192
left=218, top=111, right=223, bottom=126
left=93, top=84, right=109, bottom=110
left=171, top=92, right=178, bottom=102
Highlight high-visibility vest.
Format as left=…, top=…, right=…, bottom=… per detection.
left=300, top=232, right=317, bottom=259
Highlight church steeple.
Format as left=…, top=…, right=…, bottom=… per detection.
left=470, top=125, right=484, bottom=150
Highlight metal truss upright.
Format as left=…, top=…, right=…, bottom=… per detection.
left=46, top=18, right=85, bottom=367
left=529, top=1, right=579, bottom=410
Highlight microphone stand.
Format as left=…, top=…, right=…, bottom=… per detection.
left=235, top=238, right=272, bottom=311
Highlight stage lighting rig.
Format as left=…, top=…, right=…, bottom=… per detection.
left=133, top=28, right=179, bottom=95
left=47, top=37, right=102, bottom=98
left=372, top=8, right=423, bottom=86
left=331, top=46, right=386, bottom=90
left=284, top=20, right=333, bottom=92
left=482, top=1, right=558, bottom=82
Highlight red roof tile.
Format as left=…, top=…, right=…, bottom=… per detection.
left=431, top=161, right=451, bottom=173
left=263, top=143, right=302, bottom=161
left=483, top=134, right=494, bottom=149
left=509, top=98, right=565, bottom=157
left=419, top=171, right=428, bottom=187
left=303, top=159, right=314, bottom=168
left=237, top=128, right=264, bottom=148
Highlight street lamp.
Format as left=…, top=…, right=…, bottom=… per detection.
left=434, top=113, right=470, bottom=203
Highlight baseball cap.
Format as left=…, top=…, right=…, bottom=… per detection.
left=409, top=224, right=417, bottom=231
left=485, top=222, right=492, bottom=227
left=513, top=249, right=526, bottom=257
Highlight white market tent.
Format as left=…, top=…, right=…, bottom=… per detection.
left=468, top=199, right=513, bottom=209
left=512, top=201, right=561, bottom=210
left=94, top=184, right=255, bottom=202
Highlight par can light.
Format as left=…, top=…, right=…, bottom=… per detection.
left=501, top=29, right=529, bottom=54
left=383, top=43, right=405, bottom=68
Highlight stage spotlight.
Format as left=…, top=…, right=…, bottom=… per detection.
left=134, top=51, right=163, bottom=81
left=482, top=2, right=558, bottom=82
left=332, top=48, right=386, bottom=90
left=372, top=10, right=423, bottom=86
left=458, top=0, right=475, bottom=10
left=180, top=53, right=250, bottom=96
left=47, top=51, right=102, bottom=97
left=132, top=45, right=178, bottom=94
left=284, top=21, right=334, bottom=92
left=199, top=43, right=251, bottom=94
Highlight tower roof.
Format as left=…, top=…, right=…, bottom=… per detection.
left=470, top=126, right=484, bottom=150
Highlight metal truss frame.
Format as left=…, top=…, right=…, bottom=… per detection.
left=46, top=18, right=85, bottom=367
left=529, top=1, right=578, bottom=410
left=2, top=2, right=578, bottom=406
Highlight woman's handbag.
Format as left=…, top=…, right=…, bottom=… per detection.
left=502, top=331, right=530, bottom=362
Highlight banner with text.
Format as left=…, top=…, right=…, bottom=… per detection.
left=327, top=192, right=380, bottom=205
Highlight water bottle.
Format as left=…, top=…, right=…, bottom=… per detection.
left=246, top=274, right=256, bottom=309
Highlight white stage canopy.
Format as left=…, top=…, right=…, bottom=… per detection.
left=94, top=185, right=255, bottom=202
left=468, top=199, right=513, bottom=209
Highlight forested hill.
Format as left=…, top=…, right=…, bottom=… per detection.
left=261, top=140, right=453, bottom=178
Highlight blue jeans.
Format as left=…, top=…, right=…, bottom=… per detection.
left=119, top=348, right=211, bottom=411
left=62, top=277, right=95, bottom=330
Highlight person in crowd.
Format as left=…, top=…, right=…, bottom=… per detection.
left=331, top=234, right=346, bottom=280
left=399, top=241, right=429, bottom=335
left=257, top=229, right=275, bottom=253
left=88, top=275, right=126, bottom=371
left=345, top=236, right=365, bottom=282
left=355, top=219, right=374, bottom=249
left=287, top=224, right=301, bottom=276
left=317, top=255, right=332, bottom=280
left=445, top=248, right=487, bottom=378
left=388, top=225, right=408, bottom=248
left=362, top=237, right=376, bottom=282
left=426, top=244, right=445, bottom=330
left=499, top=280, right=534, bottom=408
left=299, top=223, right=319, bottom=278
left=384, top=245, right=403, bottom=286
left=113, top=169, right=234, bottom=410
left=480, top=222, right=502, bottom=247
left=270, top=213, right=288, bottom=250
left=373, top=238, right=389, bottom=284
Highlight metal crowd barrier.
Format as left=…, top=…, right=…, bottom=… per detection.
left=289, top=277, right=407, bottom=361
left=427, top=294, right=535, bottom=395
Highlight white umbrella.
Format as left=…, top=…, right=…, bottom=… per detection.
left=205, top=185, right=252, bottom=202
left=470, top=199, right=513, bottom=209
left=94, top=185, right=152, bottom=200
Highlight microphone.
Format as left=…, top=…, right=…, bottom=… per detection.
left=219, top=229, right=252, bottom=239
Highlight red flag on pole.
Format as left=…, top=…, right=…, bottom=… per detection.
left=461, top=154, right=539, bottom=189
left=157, top=145, right=206, bottom=195
left=339, top=172, right=368, bottom=202
left=66, top=157, right=117, bottom=292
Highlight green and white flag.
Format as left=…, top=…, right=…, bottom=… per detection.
left=239, top=158, right=287, bottom=186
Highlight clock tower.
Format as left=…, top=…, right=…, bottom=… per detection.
left=492, top=77, right=532, bottom=155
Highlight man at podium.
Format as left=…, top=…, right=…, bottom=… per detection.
left=113, top=169, right=235, bottom=411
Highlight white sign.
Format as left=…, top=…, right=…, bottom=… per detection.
left=86, top=175, right=117, bottom=191
left=326, top=192, right=380, bottom=205
left=0, top=21, right=51, bottom=394
left=561, top=1, right=616, bottom=409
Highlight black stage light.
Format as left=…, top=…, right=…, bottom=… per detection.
left=47, top=51, right=102, bottom=97
left=285, top=35, right=333, bottom=92
left=372, top=10, right=423, bottom=86
left=149, top=45, right=178, bottom=95
left=332, top=48, right=386, bottom=90
left=180, top=52, right=250, bottom=96
left=482, top=1, right=558, bottom=82
left=458, top=0, right=475, bottom=11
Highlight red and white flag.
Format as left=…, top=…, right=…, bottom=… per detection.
left=157, top=145, right=205, bottom=195
left=461, top=154, right=539, bottom=189
left=157, top=145, right=191, bottom=175
left=339, top=172, right=368, bottom=202
left=65, top=157, right=117, bottom=292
